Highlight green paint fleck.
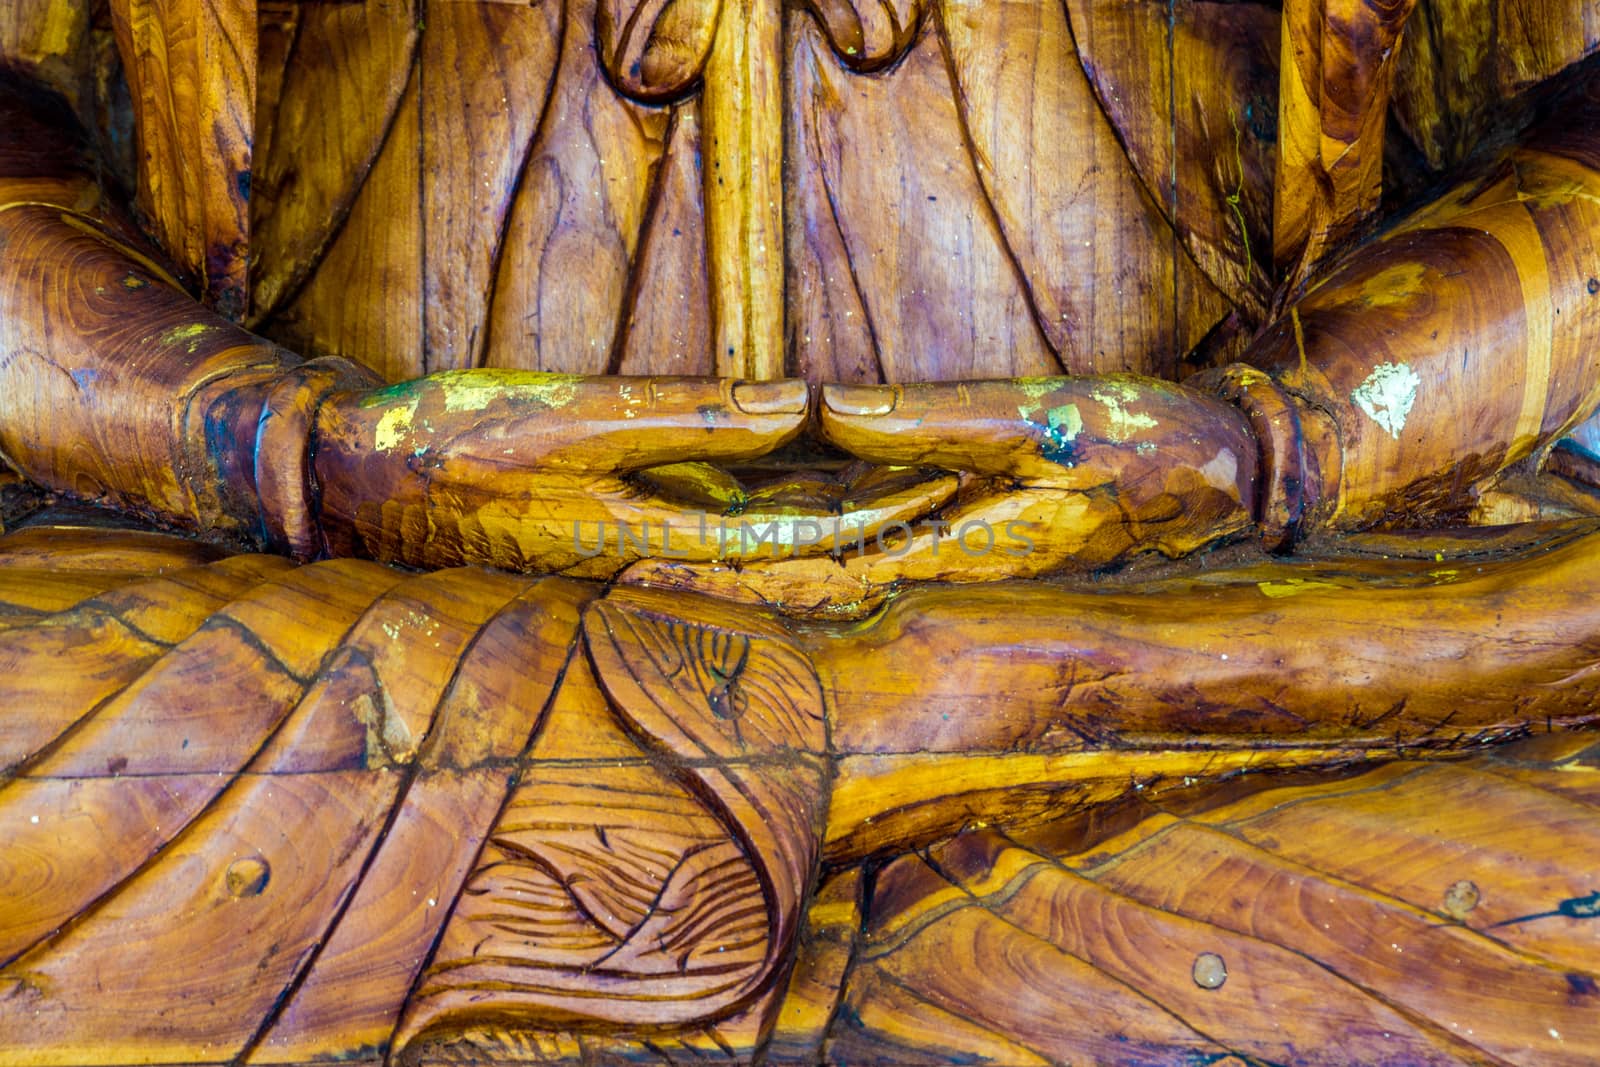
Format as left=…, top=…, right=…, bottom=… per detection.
left=1046, top=403, right=1082, bottom=440
left=1256, top=578, right=1340, bottom=599
left=1091, top=386, right=1158, bottom=443
left=360, top=379, right=426, bottom=408
left=436, top=369, right=582, bottom=413
left=1040, top=403, right=1083, bottom=465
left=374, top=397, right=419, bottom=452
left=160, top=322, right=212, bottom=353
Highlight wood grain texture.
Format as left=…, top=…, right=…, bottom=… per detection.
left=484, top=0, right=670, bottom=376
left=796, top=0, right=922, bottom=72
left=6, top=9, right=1600, bottom=1064
left=597, top=0, right=720, bottom=103
left=250, top=579, right=592, bottom=1063
left=837, top=732, right=1600, bottom=1065
left=0, top=0, right=91, bottom=108
left=247, top=0, right=417, bottom=325
left=0, top=551, right=570, bottom=1062
left=941, top=0, right=1176, bottom=376
left=765, top=868, right=862, bottom=1064
left=701, top=0, right=785, bottom=377
left=251, top=0, right=296, bottom=189
left=819, top=525, right=1600, bottom=760
left=0, top=542, right=824, bottom=1059
left=10, top=46, right=1600, bottom=599
left=785, top=14, right=1062, bottom=382
left=269, top=65, right=423, bottom=382
left=420, top=0, right=561, bottom=373
left=0, top=65, right=139, bottom=240
left=400, top=587, right=827, bottom=1047
left=0, top=523, right=224, bottom=574
left=1392, top=0, right=1600, bottom=174
left=0, top=203, right=291, bottom=537
left=0, top=553, right=291, bottom=774
left=1246, top=75, right=1600, bottom=532
left=610, top=106, right=717, bottom=375
left=311, top=373, right=815, bottom=573
left=1069, top=0, right=1280, bottom=321
left=108, top=0, right=255, bottom=317
left=0, top=532, right=1597, bottom=1061
left=647, top=375, right=1255, bottom=615
left=1273, top=0, right=1417, bottom=287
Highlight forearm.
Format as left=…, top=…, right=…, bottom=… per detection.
left=814, top=521, right=1600, bottom=859
left=1226, top=76, right=1600, bottom=538
left=0, top=202, right=327, bottom=543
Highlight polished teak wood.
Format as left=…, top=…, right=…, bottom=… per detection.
left=2, top=1, right=1600, bottom=1063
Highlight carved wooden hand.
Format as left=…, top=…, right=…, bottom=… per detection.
left=621, top=377, right=1257, bottom=612
left=313, top=372, right=815, bottom=573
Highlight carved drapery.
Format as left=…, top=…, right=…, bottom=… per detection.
left=242, top=0, right=1280, bottom=383
left=2, top=525, right=1600, bottom=1061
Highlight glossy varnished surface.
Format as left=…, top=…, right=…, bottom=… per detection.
left=4, top=1, right=1600, bottom=1063
left=0, top=527, right=1598, bottom=1062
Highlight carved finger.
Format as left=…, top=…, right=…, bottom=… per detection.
left=319, top=372, right=808, bottom=474
left=820, top=378, right=1258, bottom=497
left=614, top=377, right=1263, bottom=613
left=631, top=461, right=961, bottom=552
left=323, top=471, right=959, bottom=578
left=621, top=475, right=1258, bottom=619
left=606, top=466, right=961, bottom=569
left=313, top=375, right=829, bottom=572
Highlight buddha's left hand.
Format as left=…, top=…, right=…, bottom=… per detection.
left=618, top=376, right=1261, bottom=614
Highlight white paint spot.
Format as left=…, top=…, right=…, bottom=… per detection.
left=1351, top=362, right=1420, bottom=440
left=1199, top=450, right=1239, bottom=492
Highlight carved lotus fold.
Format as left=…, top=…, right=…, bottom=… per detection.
left=396, top=589, right=828, bottom=1051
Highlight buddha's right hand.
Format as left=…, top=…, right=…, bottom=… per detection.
left=312, top=372, right=942, bottom=576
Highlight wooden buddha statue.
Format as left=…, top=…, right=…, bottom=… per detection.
left=2, top=0, right=1600, bottom=1062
